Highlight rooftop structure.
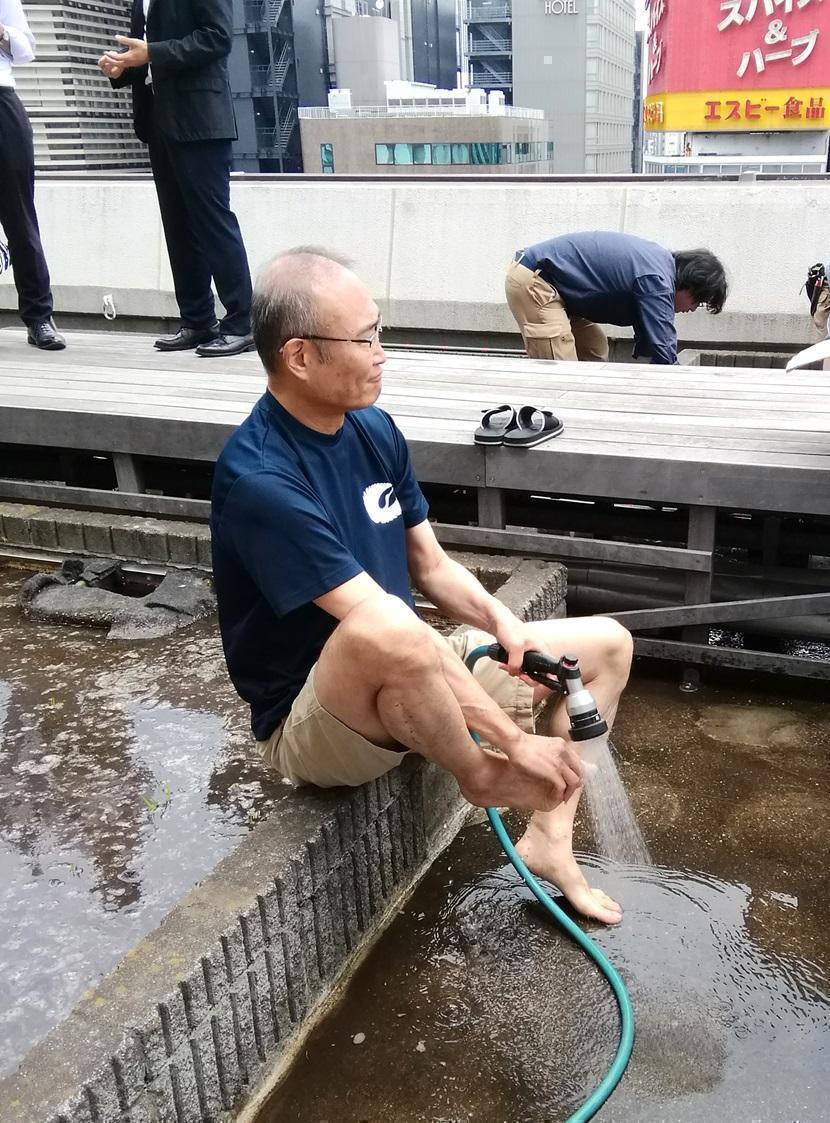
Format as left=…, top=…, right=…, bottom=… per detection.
left=299, top=83, right=553, bottom=173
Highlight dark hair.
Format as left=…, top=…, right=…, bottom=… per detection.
left=251, top=246, right=353, bottom=373
left=672, top=249, right=728, bottom=314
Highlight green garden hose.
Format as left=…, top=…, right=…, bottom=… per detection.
left=466, top=644, right=634, bottom=1122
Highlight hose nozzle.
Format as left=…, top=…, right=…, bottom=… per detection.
left=560, top=654, right=608, bottom=742
left=485, top=646, right=608, bottom=742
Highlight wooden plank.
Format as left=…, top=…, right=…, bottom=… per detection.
left=612, top=591, right=830, bottom=630
left=633, top=637, right=830, bottom=680
left=434, top=523, right=712, bottom=572
left=0, top=479, right=210, bottom=519
left=684, top=506, right=716, bottom=645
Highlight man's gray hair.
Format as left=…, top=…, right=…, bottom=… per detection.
left=251, top=246, right=353, bottom=373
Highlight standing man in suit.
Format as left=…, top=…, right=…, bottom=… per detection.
left=97, top=0, right=254, bottom=357
left=0, top=0, right=65, bottom=350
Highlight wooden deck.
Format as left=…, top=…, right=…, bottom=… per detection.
left=1, top=328, right=829, bottom=677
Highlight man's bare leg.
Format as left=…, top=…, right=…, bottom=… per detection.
left=514, top=616, right=633, bottom=925
left=313, top=595, right=581, bottom=812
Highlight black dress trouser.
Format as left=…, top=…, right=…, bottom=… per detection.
left=147, top=99, right=252, bottom=336
left=0, top=87, right=53, bottom=327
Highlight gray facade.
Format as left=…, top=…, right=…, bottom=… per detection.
left=17, top=0, right=146, bottom=171
left=300, top=106, right=554, bottom=174
left=466, top=0, right=635, bottom=173
left=632, top=29, right=643, bottom=172
left=229, top=0, right=314, bottom=173
left=511, top=0, right=587, bottom=172
left=410, top=0, right=458, bottom=89
left=332, top=16, right=402, bottom=106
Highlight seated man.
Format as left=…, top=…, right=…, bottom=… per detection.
left=211, top=247, right=633, bottom=925
left=506, top=230, right=728, bottom=364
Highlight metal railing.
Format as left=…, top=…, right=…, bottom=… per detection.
left=466, top=4, right=511, bottom=19
left=243, top=0, right=286, bottom=25
left=469, top=67, right=512, bottom=85
left=273, top=42, right=293, bottom=84
left=299, top=103, right=541, bottom=119
left=254, top=106, right=297, bottom=155
left=249, top=46, right=293, bottom=93
left=468, top=38, right=511, bottom=55
left=280, top=105, right=297, bottom=145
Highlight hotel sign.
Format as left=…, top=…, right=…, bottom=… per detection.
left=543, top=0, right=578, bottom=12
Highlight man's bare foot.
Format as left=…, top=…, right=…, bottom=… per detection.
left=516, top=823, right=623, bottom=925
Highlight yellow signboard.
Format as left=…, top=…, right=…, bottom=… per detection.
left=644, top=88, right=830, bottom=132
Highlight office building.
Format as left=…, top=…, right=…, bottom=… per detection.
left=16, top=0, right=146, bottom=171
left=299, top=83, right=554, bottom=174
left=464, top=0, right=637, bottom=173
left=230, top=0, right=459, bottom=171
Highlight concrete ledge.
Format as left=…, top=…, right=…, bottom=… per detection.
left=0, top=503, right=212, bottom=571
left=0, top=764, right=465, bottom=1123
left=0, top=514, right=566, bottom=1122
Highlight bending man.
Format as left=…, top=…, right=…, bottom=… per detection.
left=506, top=230, right=727, bottom=364
left=211, top=248, right=633, bottom=925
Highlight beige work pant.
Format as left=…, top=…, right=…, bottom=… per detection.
left=812, top=285, right=830, bottom=338
left=505, top=259, right=609, bottom=362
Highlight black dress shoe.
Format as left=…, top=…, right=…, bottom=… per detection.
left=196, top=333, right=255, bottom=357
left=154, top=324, right=219, bottom=352
left=27, top=318, right=66, bottom=351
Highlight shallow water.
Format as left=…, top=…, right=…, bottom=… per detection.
left=0, top=563, right=289, bottom=1076
left=261, top=673, right=830, bottom=1122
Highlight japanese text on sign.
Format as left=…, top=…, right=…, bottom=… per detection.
left=703, top=93, right=825, bottom=119
left=717, top=0, right=823, bottom=79
left=647, top=0, right=669, bottom=81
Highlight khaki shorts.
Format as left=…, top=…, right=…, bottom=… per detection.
left=505, top=259, right=609, bottom=363
left=255, top=628, right=535, bottom=789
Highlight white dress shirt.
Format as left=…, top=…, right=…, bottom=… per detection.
left=143, top=0, right=152, bottom=84
left=0, top=0, right=35, bottom=88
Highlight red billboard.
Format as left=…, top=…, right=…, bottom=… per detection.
left=645, top=0, right=829, bottom=131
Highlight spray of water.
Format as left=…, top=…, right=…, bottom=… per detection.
left=580, top=735, right=651, bottom=866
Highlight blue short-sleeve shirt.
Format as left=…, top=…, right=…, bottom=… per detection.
left=211, top=392, right=429, bottom=740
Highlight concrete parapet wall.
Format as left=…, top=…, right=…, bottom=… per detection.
left=3, top=176, right=827, bottom=349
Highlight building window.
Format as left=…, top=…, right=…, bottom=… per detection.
left=432, top=143, right=452, bottom=165
left=393, top=142, right=414, bottom=165
left=375, top=143, right=394, bottom=165
left=320, top=143, right=334, bottom=174
left=472, top=142, right=500, bottom=165
left=451, top=143, right=470, bottom=164
left=412, top=143, right=432, bottom=165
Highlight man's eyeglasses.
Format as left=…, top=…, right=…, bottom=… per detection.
left=302, top=320, right=382, bottom=348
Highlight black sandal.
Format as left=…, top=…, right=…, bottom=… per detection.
left=503, top=406, right=564, bottom=447
left=474, top=404, right=518, bottom=445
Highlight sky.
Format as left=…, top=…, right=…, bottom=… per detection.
left=636, top=0, right=648, bottom=31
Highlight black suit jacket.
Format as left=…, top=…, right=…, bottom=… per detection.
left=112, top=0, right=237, bottom=143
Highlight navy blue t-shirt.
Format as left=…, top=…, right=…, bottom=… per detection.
left=520, top=231, right=678, bottom=364
left=211, top=392, right=429, bottom=740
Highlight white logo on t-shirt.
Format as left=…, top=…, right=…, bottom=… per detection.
left=362, top=482, right=402, bottom=525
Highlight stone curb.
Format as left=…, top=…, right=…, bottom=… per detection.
left=0, top=503, right=211, bottom=571
left=0, top=506, right=566, bottom=1122
left=0, top=765, right=463, bottom=1123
